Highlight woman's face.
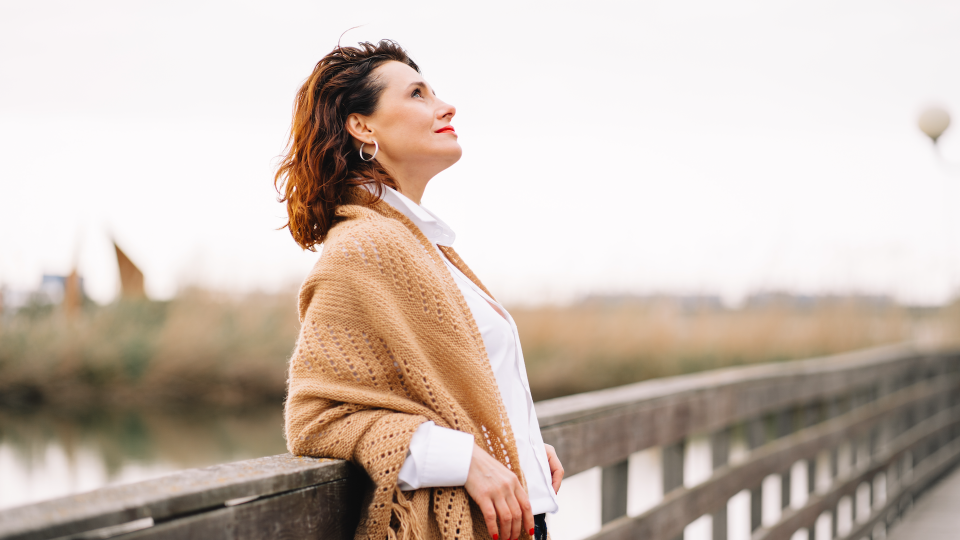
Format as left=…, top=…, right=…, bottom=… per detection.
left=348, top=61, right=461, bottom=188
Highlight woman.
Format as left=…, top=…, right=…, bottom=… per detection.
left=277, top=40, right=563, bottom=540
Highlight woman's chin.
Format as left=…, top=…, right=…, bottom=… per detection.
left=433, top=145, right=463, bottom=168
left=445, top=149, right=463, bottom=169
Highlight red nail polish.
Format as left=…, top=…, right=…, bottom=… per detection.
left=530, top=528, right=535, bottom=536
left=492, top=535, right=498, bottom=540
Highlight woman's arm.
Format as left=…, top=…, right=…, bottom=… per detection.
left=397, top=421, right=474, bottom=490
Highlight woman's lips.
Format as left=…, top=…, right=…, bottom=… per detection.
left=435, top=126, right=456, bottom=134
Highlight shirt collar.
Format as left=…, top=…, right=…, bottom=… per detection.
left=362, top=183, right=456, bottom=247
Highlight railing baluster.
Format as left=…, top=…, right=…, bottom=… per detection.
left=745, top=415, right=765, bottom=534
left=711, top=428, right=730, bottom=540
left=780, top=468, right=791, bottom=516
left=601, top=460, right=628, bottom=525
left=663, top=440, right=684, bottom=494
left=778, top=408, right=794, bottom=521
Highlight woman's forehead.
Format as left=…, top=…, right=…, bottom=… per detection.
left=377, top=61, right=431, bottom=92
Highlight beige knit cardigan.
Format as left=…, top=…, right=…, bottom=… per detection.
left=284, top=191, right=528, bottom=540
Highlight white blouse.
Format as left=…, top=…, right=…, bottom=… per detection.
left=369, top=185, right=559, bottom=516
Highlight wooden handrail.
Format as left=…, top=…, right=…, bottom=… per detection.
left=538, top=343, right=930, bottom=475
left=0, top=456, right=356, bottom=540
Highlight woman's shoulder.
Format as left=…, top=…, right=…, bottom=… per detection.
left=322, top=201, right=424, bottom=256
left=296, top=202, right=425, bottom=319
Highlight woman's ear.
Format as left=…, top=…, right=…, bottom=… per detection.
left=345, top=113, right=374, bottom=148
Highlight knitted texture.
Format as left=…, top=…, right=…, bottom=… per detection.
left=285, top=190, right=527, bottom=540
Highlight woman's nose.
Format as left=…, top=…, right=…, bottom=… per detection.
left=438, top=100, right=456, bottom=119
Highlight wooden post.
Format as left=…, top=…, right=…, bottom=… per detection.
left=662, top=440, right=684, bottom=540
left=832, top=499, right=839, bottom=540
left=751, top=485, right=762, bottom=532
left=601, top=460, right=629, bottom=525
left=746, top=416, right=765, bottom=532
left=781, top=467, right=791, bottom=513
left=662, top=441, right=684, bottom=494
left=804, top=401, right=820, bottom=501
left=712, top=428, right=730, bottom=470
left=711, top=428, right=730, bottom=540
left=746, top=417, right=766, bottom=451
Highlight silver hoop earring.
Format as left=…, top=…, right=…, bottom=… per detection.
left=359, top=140, right=379, bottom=161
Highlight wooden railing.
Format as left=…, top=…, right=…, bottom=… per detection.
left=2, top=344, right=959, bottom=540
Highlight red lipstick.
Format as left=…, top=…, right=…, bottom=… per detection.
left=435, top=125, right=456, bottom=134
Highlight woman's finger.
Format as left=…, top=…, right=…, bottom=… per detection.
left=494, top=495, right=516, bottom=540
left=545, top=444, right=564, bottom=494
left=478, top=498, right=501, bottom=540
left=514, top=481, right=535, bottom=538
left=504, top=491, right=523, bottom=540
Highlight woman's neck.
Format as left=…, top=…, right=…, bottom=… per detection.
left=380, top=162, right=434, bottom=205
left=395, top=182, right=425, bottom=205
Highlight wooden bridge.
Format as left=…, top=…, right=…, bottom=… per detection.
left=2, top=344, right=959, bottom=540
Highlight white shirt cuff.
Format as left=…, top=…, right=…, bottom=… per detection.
left=397, top=420, right=475, bottom=491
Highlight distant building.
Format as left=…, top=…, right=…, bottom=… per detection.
left=38, top=274, right=73, bottom=305
left=0, top=272, right=89, bottom=315
left=579, top=293, right=727, bottom=312
left=0, top=239, right=148, bottom=316
left=742, top=291, right=896, bottom=310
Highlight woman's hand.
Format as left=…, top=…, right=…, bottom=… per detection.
left=544, top=444, right=564, bottom=494
left=464, top=443, right=534, bottom=540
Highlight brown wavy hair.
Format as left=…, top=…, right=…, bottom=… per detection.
left=274, top=40, right=420, bottom=250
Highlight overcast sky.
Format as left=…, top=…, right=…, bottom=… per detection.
left=2, top=0, right=960, bottom=306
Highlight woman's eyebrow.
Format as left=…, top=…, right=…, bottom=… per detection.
left=405, top=81, right=437, bottom=95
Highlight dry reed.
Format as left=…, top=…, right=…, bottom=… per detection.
left=0, top=291, right=955, bottom=408
left=0, top=289, right=299, bottom=408
left=514, top=296, right=948, bottom=400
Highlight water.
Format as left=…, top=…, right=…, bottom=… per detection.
left=0, top=406, right=287, bottom=511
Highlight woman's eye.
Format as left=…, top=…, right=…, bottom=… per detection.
left=412, top=88, right=422, bottom=98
